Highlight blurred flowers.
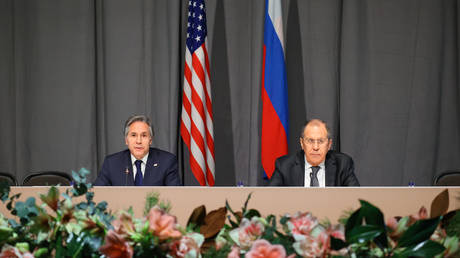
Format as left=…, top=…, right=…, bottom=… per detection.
left=0, top=171, right=458, bottom=257
left=147, top=207, right=182, bottom=240
left=245, top=239, right=294, bottom=258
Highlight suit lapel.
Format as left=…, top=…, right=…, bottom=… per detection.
left=143, top=148, right=156, bottom=185
left=325, top=151, right=336, bottom=186
left=294, top=151, right=305, bottom=186
left=123, top=151, right=135, bottom=186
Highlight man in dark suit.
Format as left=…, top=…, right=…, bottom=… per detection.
left=94, top=115, right=181, bottom=186
left=269, top=119, right=359, bottom=187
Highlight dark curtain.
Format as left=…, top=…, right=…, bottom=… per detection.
left=1, top=0, right=459, bottom=186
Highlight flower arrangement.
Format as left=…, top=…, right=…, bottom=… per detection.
left=0, top=169, right=459, bottom=258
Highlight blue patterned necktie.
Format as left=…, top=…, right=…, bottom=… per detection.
left=310, top=166, right=320, bottom=187
left=134, top=160, right=143, bottom=186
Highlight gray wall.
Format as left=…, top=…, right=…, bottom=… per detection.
left=1, top=0, right=459, bottom=186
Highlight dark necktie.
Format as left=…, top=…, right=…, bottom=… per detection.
left=310, top=166, right=320, bottom=187
left=134, top=160, right=143, bottom=186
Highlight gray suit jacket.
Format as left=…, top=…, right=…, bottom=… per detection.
left=268, top=150, right=360, bottom=186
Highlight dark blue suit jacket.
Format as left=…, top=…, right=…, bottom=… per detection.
left=94, top=148, right=181, bottom=186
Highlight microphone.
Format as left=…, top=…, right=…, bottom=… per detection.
left=125, top=166, right=129, bottom=186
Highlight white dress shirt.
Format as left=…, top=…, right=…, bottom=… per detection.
left=130, top=153, right=149, bottom=179
left=304, top=157, right=326, bottom=187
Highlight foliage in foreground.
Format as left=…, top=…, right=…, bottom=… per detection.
left=0, top=169, right=459, bottom=257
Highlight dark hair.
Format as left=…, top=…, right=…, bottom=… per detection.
left=123, top=115, right=154, bottom=137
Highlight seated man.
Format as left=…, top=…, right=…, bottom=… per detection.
left=269, top=119, right=359, bottom=187
left=94, top=115, right=181, bottom=186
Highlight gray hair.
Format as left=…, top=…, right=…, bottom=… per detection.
left=123, top=115, right=154, bottom=137
left=300, top=119, right=332, bottom=139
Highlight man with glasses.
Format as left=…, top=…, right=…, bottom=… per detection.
left=94, top=115, right=181, bottom=186
left=268, top=119, right=359, bottom=186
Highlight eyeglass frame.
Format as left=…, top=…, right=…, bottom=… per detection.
left=301, top=137, right=331, bottom=146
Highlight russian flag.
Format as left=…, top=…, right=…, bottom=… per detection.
left=261, top=0, right=289, bottom=179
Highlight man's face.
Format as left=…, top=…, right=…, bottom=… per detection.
left=300, top=123, right=332, bottom=166
left=125, top=121, right=152, bottom=160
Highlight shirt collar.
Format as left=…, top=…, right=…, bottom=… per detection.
left=304, top=156, right=325, bottom=169
left=130, top=153, right=149, bottom=165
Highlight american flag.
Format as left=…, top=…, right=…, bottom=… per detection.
left=180, top=0, right=215, bottom=186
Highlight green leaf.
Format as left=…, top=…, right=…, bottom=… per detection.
left=347, top=225, right=384, bottom=243
left=331, top=236, right=348, bottom=250
left=444, top=210, right=460, bottom=237
left=397, top=240, right=445, bottom=257
left=345, top=207, right=363, bottom=240
left=244, top=209, right=261, bottom=219
left=359, top=200, right=388, bottom=248
left=242, top=192, right=253, bottom=214
left=40, top=186, right=60, bottom=211
left=34, top=247, right=50, bottom=258
left=397, top=217, right=441, bottom=248
left=359, top=200, right=385, bottom=226
left=0, top=226, right=13, bottom=242
left=0, top=181, right=10, bottom=202
left=225, top=199, right=240, bottom=227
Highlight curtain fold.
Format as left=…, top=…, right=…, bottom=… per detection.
left=1, top=0, right=459, bottom=186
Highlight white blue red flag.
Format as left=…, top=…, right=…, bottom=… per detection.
left=261, top=0, right=289, bottom=179
left=181, top=0, right=215, bottom=186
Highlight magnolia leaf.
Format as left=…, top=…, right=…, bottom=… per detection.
left=244, top=209, right=261, bottom=219
left=397, top=216, right=441, bottom=248
left=0, top=226, right=13, bottom=242
left=187, top=205, right=206, bottom=227
left=345, top=207, right=363, bottom=239
left=200, top=207, right=227, bottom=238
left=397, top=240, right=445, bottom=257
left=40, top=186, right=60, bottom=211
left=442, top=209, right=460, bottom=237
left=330, top=236, right=348, bottom=250
left=430, top=189, right=449, bottom=218
left=359, top=200, right=385, bottom=227
left=346, top=225, right=383, bottom=243
left=359, top=199, right=388, bottom=248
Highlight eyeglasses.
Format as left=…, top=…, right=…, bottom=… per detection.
left=303, top=137, right=329, bottom=146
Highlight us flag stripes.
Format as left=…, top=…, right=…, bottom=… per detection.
left=180, top=0, right=215, bottom=186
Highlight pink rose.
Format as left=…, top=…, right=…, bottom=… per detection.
left=99, top=230, right=133, bottom=258
left=231, top=218, right=265, bottom=250
left=169, top=233, right=204, bottom=258
left=0, top=244, right=34, bottom=258
left=245, top=239, right=293, bottom=258
left=287, top=212, right=318, bottom=236
left=227, top=245, right=241, bottom=258
left=147, top=207, right=182, bottom=240
left=293, top=231, right=329, bottom=258
left=328, top=224, right=345, bottom=241
left=112, top=212, right=135, bottom=236
left=411, top=206, right=428, bottom=221
left=386, top=217, right=399, bottom=233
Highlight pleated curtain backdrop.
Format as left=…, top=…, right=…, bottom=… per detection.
left=0, top=0, right=459, bottom=186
